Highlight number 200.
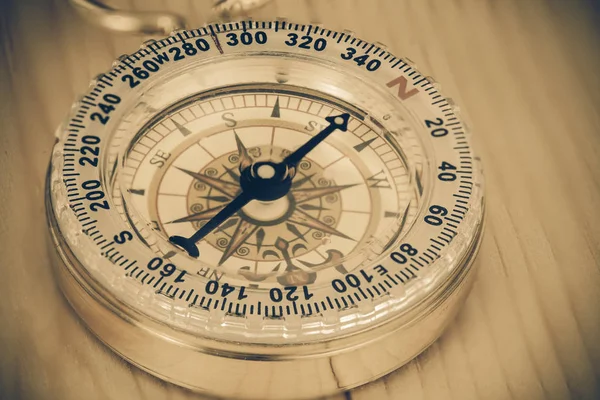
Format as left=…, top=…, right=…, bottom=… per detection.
left=80, top=179, right=109, bottom=212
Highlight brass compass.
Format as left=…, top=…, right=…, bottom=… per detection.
left=46, top=2, right=485, bottom=398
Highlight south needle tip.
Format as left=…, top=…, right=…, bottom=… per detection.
left=169, top=235, right=199, bottom=258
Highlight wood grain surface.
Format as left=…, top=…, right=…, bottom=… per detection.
left=1, top=0, right=599, bottom=399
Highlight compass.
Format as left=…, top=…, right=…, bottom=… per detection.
left=46, top=20, right=484, bottom=399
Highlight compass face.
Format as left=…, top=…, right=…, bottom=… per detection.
left=117, top=86, right=413, bottom=286
left=47, top=21, right=484, bottom=399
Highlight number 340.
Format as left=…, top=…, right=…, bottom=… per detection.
left=341, top=47, right=381, bottom=71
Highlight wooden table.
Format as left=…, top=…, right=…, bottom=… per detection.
left=1, top=0, right=598, bottom=399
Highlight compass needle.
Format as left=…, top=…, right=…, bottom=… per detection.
left=168, top=118, right=349, bottom=255
left=283, top=113, right=350, bottom=168
left=170, top=191, right=252, bottom=257
left=47, top=20, right=484, bottom=400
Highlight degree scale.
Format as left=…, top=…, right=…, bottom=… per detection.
left=46, top=5, right=485, bottom=399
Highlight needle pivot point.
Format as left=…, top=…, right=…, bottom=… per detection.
left=256, top=164, right=275, bottom=178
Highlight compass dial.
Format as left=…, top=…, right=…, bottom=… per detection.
left=46, top=21, right=484, bottom=400
left=116, top=86, right=415, bottom=288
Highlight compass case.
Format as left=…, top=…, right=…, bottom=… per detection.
left=47, top=179, right=482, bottom=399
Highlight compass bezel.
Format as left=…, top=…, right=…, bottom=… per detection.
left=46, top=20, right=485, bottom=398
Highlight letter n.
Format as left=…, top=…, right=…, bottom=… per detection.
left=387, top=76, right=419, bottom=100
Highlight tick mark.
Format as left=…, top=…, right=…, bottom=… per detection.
left=163, top=250, right=177, bottom=259
left=271, top=97, right=281, bottom=118
left=353, top=137, right=377, bottom=152
left=172, top=119, right=192, bottom=136
left=128, top=188, right=145, bottom=196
